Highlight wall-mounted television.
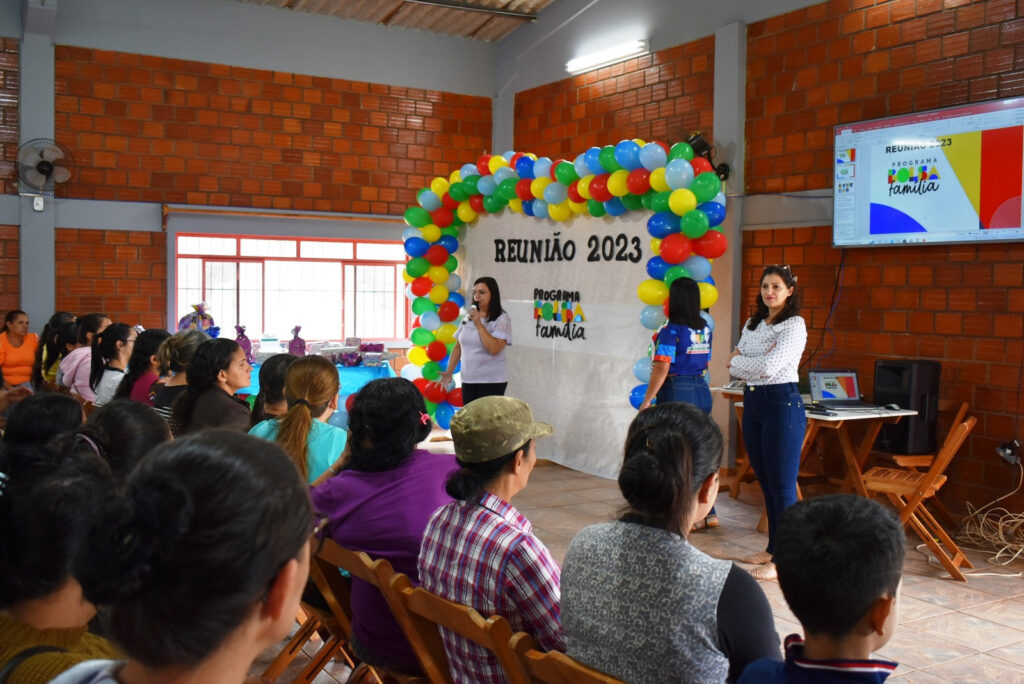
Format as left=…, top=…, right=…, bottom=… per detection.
left=833, top=97, right=1024, bottom=247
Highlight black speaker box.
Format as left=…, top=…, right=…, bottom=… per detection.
left=872, top=359, right=941, bottom=454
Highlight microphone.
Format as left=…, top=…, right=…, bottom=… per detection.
left=461, top=303, right=478, bottom=325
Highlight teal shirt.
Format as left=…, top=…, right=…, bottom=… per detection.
left=248, top=418, right=347, bottom=483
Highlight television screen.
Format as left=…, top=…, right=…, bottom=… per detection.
left=833, top=97, right=1024, bottom=247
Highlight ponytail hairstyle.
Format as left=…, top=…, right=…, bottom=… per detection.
left=89, top=323, right=134, bottom=392
left=667, top=277, right=705, bottom=329
left=274, top=355, right=339, bottom=481
left=344, top=377, right=433, bottom=473
left=169, top=338, right=239, bottom=435
left=747, top=265, right=801, bottom=330
left=618, top=402, right=723, bottom=536
left=76, top=313, right=111, bottom=346
left=444, top=442, right=528, bottom=502
left=250, top=353, right=298, bottom=427
left=0, top=443, right=112, bottom=609
left=31, top=311, right=75, bottom=388
left=55, top=320, right=80, bottom=363
left=473, top=276, right=505, bottom=322
left=115, top=328, right=171, bottom=400
left=76, top=431, right=313, bottom=669
left=3, top=392, right=84, bottom=447
left=157, top=328, right=208, bottom=376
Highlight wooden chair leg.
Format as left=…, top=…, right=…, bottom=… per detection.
left=262, top=614, right=322, bottom=681
left=915, top=504, right=972, bottom=573
left=293, top=634, right=348, bottom=683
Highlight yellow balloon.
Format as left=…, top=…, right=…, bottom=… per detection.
left=578, top=175, right=595, bottom=200
left=407, top=346, right=429, bottom=366
left=421, top=224, right=441, bottom=243
left=526, top=152, right=537, bottom=160
left=698, top=282, right=719, bottom=309
left=488, top=155, right=509, bottom=174
left=632, top=138, right=646, bottom=146
left=427, top=265, right=449, bottom=284
left=435, top=323, right=457, bottom=344
left=429, top=285, right=449, bottom=304
left=569, top=199, right=588, bottom=214
left=530, top=177, right=552, bottom=199
left=668, top=188, right=698, bottom=216
left=457, top=202, right=478, bottom=223
left=637, top=279, right=669, bottom=306
left=401, top=269, right=415, bottom=284
left=650, top=237, right=662, bottom=254
left=449, top=169, right=462, bottom=184
left=430, top=177, right=449, bottom=197
left=607, top=169, right=630, bottom=197
left=507, top=198, right=523, bottom=213
left=548, top=201, right=571, bottom=222
left=649, top=167, right=670, bottom=192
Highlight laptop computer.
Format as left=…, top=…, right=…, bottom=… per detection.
left=808, top=370, right=876, bottom=408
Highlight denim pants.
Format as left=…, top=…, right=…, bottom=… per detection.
left=657, top=375, right=712, bottom=414
left=742, top=382, right=806, bottom=556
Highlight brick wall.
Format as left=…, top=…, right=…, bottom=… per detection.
left=0, top=38, right=17, bottom=197
left=0, top=224, right=18, bottom=313
left=53, top=47, right=492, bottom=214
left=54, top=228, right=167, bottom=329
left=514, top=36, right=715, bottom=157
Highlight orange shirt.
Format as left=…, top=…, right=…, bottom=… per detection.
left=0, top=331, right=38, bottom=386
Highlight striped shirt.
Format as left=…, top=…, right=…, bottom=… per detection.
left=418, top=492, right=564, bottom=683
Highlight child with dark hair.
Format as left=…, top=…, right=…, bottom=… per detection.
left=31, top=311, right=75, bottom=388
left=3, top=393, right=84, bottom=447
left=114, top=328, right=171, bottom=405
left=151, top=328, right=207, bottom=422
left=311, top=377, right=456, bottom=673
left=0, top=444, right=120, bottom=683
left=50, top=320, right=81, bottom=385
left=59, top=314, right=111, bottom=401
left=50, top=431, right=314, bottom=684
left=738, top=494, right=905, bottom=684
left=90, top=324, right=137, bottom=406
left=170, top=338, right=251, bottom=435
left=249, top=353, right=297, bottom=426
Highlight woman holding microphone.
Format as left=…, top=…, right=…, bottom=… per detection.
left=436, top=276, right=512, bottom=403
left=728, top=265, right=807, bottom=581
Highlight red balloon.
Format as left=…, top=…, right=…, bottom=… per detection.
left=692, top=229, right=728, bottom=258
left=659, top=233, right=693, bottom=264
left=515, top=178, right=534, bottom=201
left=441, top=192, right=459, bottom=210
left=412, top=377, right=429, bottom=393
left=412, top=315, right=420, bottom=328
left=567, top=182, right=584, bottom=203
left=411, top=277, right=432, bottom=296
left=626, top=168, right=651, bottom=195
left=345, top=393, right=357, bottom=411
left=437, top=300, right=460, bottom=322
left=447, top=387, right=464, bottom=408
left=426, top=341, right=447, bottom=362
left=589, top=174, right=613, bottom=203
left=425, top=245, right=449, bottom=266
left=430, top=207, right=453, bottom=228
left=469, top=194, right=485, bottom=213
left=509, top=152, right=524, bottom=168
left=424, top=383, right=448, bottom=404
left=475, top=155, right=492, bottom=176
left=691, top=157, right=714, bottom=175
left=663, top=298, right=670, bottom=318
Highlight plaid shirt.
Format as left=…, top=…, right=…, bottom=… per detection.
left=418, top=492, right=565, bottom=683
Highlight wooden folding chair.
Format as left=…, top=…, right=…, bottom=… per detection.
left=392, top=579, right=530, bottom=684
left=862, top=416, right=977, bottom=582
left=509, top=632, right=625, bottom=684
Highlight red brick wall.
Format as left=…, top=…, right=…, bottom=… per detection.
left=514, top=36, right=715, bottom=157
left=53, top=47, right=492, bottom=214
left=0, top=38, right=17, bottom=197
left=0, top=224, right=18, bottom=313
left=54, top=228, right=167, bottom=329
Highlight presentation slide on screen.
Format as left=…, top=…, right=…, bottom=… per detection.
left=833, top=99, right=1024, bottom=246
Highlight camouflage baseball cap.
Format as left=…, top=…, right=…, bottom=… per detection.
left=451, top=396, right=554, bottom=463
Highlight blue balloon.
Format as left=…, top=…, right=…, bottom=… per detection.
left=477, top=175, right=497, bottom=196
left=501, top=150, right=515, bottom=161
left=646, top=256, right=669, bottom=280
left=633, top=357, right=652, bottom=383
left=604, top=197, right=626, bottom=216
left=698, top=201, right=726, bottom=227
left=404, top=237, right=429, bottom=257
left=700, top=310, right=715, bottom=331
left=647, top=212, right=679, bottom=238
left=437, top=235, right=459, bottom=253
left=419, top=311, right=440, bottom=331
left=533, top=157, right=553, bottom=180
left=629, top=384, right=648, bottom=410
left=402, top=227, right=420, bottom=242
left=418, top=190, right=442, bottom=211
left=460, top=163, right=479, bottom=180
left=449, top=292, right=465, bottom=308
left=584, top=146, right=603, bottom=175
left=493, top=166, right=516, bottom=183
left=434, top=402, right=455, bottom=429
left=640, top=305, right=667, bottom=330
left=665, top=159, right=695, bottom=190
left=573, top=154, right=590, bottom=179
left=701, top=275, right=716, bottom=286
left=712, top=190, right=726, bottom=205
left=533, top=199, right=550, bottom=219
left=515, top=156, right=535, bottom=179
left=639, top=142, right=668, bottom=171
left=614, top=140, right=642, bottom=170
left=682, top=255, right=712, bottom=280
left=543, top=182, right=568, bottom=205
left=521, top=199, right=535, bottom=216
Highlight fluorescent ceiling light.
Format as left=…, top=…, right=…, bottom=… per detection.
left=566, top=39, right=649, bottom=75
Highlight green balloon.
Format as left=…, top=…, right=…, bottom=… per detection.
left=448, top=182, right=469, bottom=202
left=421, top=361, right=441, bottom=381
left=411, top=297, right=435, bottom=315
left=406, top=256, right=430, bottom=278
left=554, top=161, right=579, bottom=185
left=410, top=327, right=435, bottom=346
left=423, top=399, right=437, bottom=414
left=640, top=190, right=657, bottom=210
left=663, top=265, right=692, bottom=286
left=498, top=178, right=519, bottom=201
left=441, top=226, right=459, bottom=238
left=445, top=255, right=458, bottom=272
left=649, top=191, right=672, bottom=214
left=404, top=207, right=432, bottom=228
left=691, top=172, right=722, bottom=204
left=621, top=193, right=643, bottom=210
left=668, top=142, right=695, bottom=161
left=461, top=175, right=480, bottom=195
left=483, top=194, right=507, bottom=213
left=680, top=209, right=710, bottom=238
left=598, top=146, right=623, bottom=172
left=450, top=215, right=465, bottom=228
left=587, top=199, right=607, bottom=217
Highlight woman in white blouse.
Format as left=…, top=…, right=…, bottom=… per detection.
left=437, top=276, right=512, bottom=404
left=728, top=265, right=807, bottom=581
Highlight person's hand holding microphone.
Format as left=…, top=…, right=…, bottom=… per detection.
left=433, top=303, right=476, bottom=388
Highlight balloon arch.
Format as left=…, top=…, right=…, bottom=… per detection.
left=398, top=140, right=728, bottom=428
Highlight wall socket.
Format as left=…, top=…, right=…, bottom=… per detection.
left=996, top=439, right=1021, bottom=465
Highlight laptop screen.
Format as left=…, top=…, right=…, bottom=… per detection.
left=809, top=370, right=861, bottom=402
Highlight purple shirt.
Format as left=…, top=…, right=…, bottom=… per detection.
left=310, top=448, right=457, bottom=671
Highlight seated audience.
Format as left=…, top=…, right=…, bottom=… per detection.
left=562, top=402, right=779, bottom=683
left=249, top=352, right=297, bottom=426
left=31, top=311, right=75, bottom=388
left=0, top=386, right=32, bottom=414
left=90, top=324, right=137, bottom=407
left=170, top=338, right=252, bottom=435
left=151, top=328, right=207, bottom=421
left=49, top=320, right=81, bottom=386
left=3, top=393, right=84, bottom=448
left=113, top=328, right=170, bottom=406
left=51, top=431, right=314, bottom=684
left=0, top=310, right=38, bottom=390
left=59, top=314, right=111, bottom=401
left=311, top=377, right=456, bottom=673
left=418, top=395, right=563, bottom=683
left=0, top=443, right=120, bottom=683
left=738, top=494, right=905, bottom=684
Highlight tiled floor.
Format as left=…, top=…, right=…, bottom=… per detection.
left=252, top=462, right=1024, bottom=683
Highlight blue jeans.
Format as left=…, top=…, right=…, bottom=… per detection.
left=742, top=383, right=806, bottom=556
left=656, top=375, right=712, bottom=414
